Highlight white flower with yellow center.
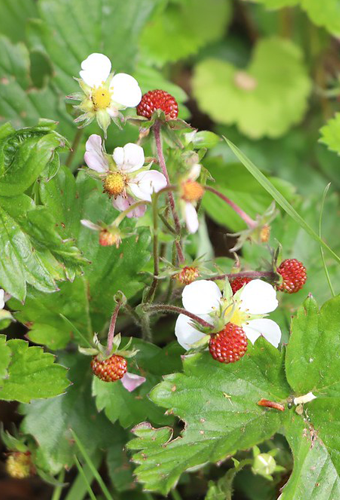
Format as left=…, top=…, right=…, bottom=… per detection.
left=69, top=53, right=142, bottom=136
left=175, top=279, right=281, bottom=350
left=84, top=135, right=167, bottom=218
left=179, top=164, right=204, bottom=234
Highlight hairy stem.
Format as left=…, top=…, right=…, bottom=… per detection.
left=143, top=304, right=214, bottom=329
left=145, top=193, right=160, bottom=302
left=66, top=128, right=84, bottom=169
left=205, top=185, right=257, bottom=229
left=114, top=200, right=151, bottom=226
left=106, top=301, right=123, bottom=355
left=210, top=270, right=278, bottom=282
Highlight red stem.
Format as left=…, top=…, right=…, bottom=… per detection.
left=209, top=271, right=278, bottom=281
left=144, top=304, right=214, bottom=329
left=205, top=185, right=257, bottom=229
left=106, top=301, right=123, bottom=355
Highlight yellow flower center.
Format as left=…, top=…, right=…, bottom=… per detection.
left=103, top=173, right=126, bottom=197
left=181, top=180, right=204, bottom=202
left=221, top=299, right=248, bottom=327
left=92, top=87, right=112, bottom=110
left=99, top=229, right=121, bottom=248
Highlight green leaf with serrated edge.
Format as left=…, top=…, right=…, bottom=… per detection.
left=0, top=338, right=69, bottom=403
left=28, top=0, right=164, bottom=96
left=106, top=427, right=136, bottom=492
left=0, top=120, right=67, bottom=196
left=128, top=340, right=289, bottom=494
left=281, top=416, right=340, bottom=499
left=0, top=37, right=74, bottom=137
left=140, top=0, right=232, bottom=65
left=320, top=114, right=340, bottom=155
left=301, top=0, right=340, bottom=36
left=93, top=341, right=183, bottom=429
left=225, top=138, right=340, bottom=266
left=0, top=334, right=11, bottom=383
left=20, top=354, right=117, bottom=475
left=12, top=278, right=92, bottom=350
left=0, top=0, right=38, bottom=43
left=193, top=38, right=311, bottom=139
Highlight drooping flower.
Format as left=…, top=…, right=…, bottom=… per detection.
left=80, top=220, right=123, bottom=248
left=84, top=134, right=167, bottom=217
left=175, top=279, right=281, bottom=350
left=67, top=53, right=142, bottom=136
left=121, top=372, right=146, bottom=392
left=179, top=164, right=204, bottom=234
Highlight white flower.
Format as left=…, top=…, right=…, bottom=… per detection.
left=179, top=164, right=204, bottom=234
left=0, top=289, right=4, bottom=310
left=84, top=135, right=167, bottom=218
left=121, top=372, right=146, bottom=392
left=175, top=279, right=281, bottom=350
left=70, top=53, right=142, bottom=135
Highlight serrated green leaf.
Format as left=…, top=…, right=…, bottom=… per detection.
left=193, top=37, right=311, bottom=139
left=0, top=337, right=69, bottom=403
left=301, top=0, right=340, bottom=36
left=20, top=354, right=116, bottom=474
left=93, top=341, right=183, bottom=428
left=319, top=114, right=340, bottom=155
left=140, top=0, right=232, bottom=65
left=128, top=340, right=290, bottom=494
left=0, top=334, right=11, bottom=383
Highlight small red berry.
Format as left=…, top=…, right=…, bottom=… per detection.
left=209, top=323, right=248, bottom=364
left=230, top=277, right=252, bottom=294
left=137, top=90, right=178, bottom=120
left=277, top=259, right=307, bottom=294
left=91, top=354, right=127, bottom=382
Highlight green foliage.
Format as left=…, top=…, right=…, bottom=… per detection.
left=193, top=38, right=311, bottom=139
left=319, top=113, right=340, bottom=155
left=0, top=335, right=69, bottom=403
left=140, top=0, right=232, bottom=65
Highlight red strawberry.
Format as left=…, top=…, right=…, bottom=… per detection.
left=91, top=354, right=127, bottom=382
left=230, top=277, right=252, bottom=294
left=137, top=90, right=178, bottom=120
left=209, top=323, right=248, bottom=364
left=277, top=259, right=307, bottom=294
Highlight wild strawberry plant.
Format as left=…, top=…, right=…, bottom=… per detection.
left=1, top=1, right=340, bottom=499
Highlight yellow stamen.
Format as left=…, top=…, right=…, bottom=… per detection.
left=181, top=180, right=204, bottom=202
left=92, top=87, right=112, bottom=110
left=103, top=173, right=126, bottom=197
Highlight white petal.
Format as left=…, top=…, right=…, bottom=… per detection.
left=110, top=73, right=142, bottom=108
left=240, top=280, right=278, bottom=315
left=121, top=372, right=146, bottom=392
left=0, top=289, right=4, bottom=310
left=79, top=53, right=111, bottom=88
left=113, top=143, right=145, bottom=172
left=189, top=164, right=201, bottom=181
left=175, top=314, right=206, bottom=350
left=81, top=219, right=100, bottom=231
left=185, top=203, right=199, bottom=234
left=112, top=194, right=146, bottom=218
left=182, top=280, right=221, bottom=315
left=294, top=392, right=317, bottom=405
left=130, top=171, right=167, bottom=202
left=244, top=319, right=281, bottom=348
left=84, top=134, right=108, bottom=173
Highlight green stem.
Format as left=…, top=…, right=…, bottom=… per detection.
left=319, top=184, right=335, bottom=297
left=145, top=193, right=161, bottom=303
left=143, top=304, right=214, bottom=329
left=205, top=185, right=257, bottom=229
left=224, top=459, right=253, bottom=500
left=123, top=302, right=141, bottom=325
left=66, top=128, right=84, bottom=169
left=140, top=312, right=152, bottom=342
left=171, top=490, right=183, bottom=500
left=51, top=470, right=65, bottom=500
left=113, top=200, right=151, bottom=226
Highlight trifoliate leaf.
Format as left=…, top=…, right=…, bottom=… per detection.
left=128, top=340, right=289, bottom=494
left=0, top=337, right=69, bottom=403
left=140, top=0, right=232, bottom=65
left=20, top=354, right=118, bottom=474
left=319, top=113, right=340, bottom=155
left=192, top=37, right=312, bottom=139
left=93, top=341, right=183, bottom=428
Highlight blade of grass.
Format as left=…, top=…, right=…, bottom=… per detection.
left=319, top=184, right=335, bottom=297
left=65, top=452, right=102, bottom=500
left=51, top=470, right=65, bottom=500
left=70, top=429, right=115, bottom=500
left=224, top=137, right=340, bottom=265
left=59, top=314, right=93, bottom=348
left=73, top=456, right=97, bottom=500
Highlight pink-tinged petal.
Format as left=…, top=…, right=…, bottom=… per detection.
left=113, top=143, right=145, bottom=172
left=81, top=219, right=101, bottom=231
left=244, top=318, right=281, bottom=348
left=79, top=53, right=111, bottom=88
left=188, top=164, right=201, bottom=181
left=110, top=73, right=142, bottom=108
left=130, top=171, right=167, bottom=202
left=182, top=280, right=221, bottom=315
left=112, top=194, right=146, bottom=218
left=240, top=280, right=278, bottom=315
left=84, top=134, right=108, bottom=172
left=0, top=289, right=4, bottom=310
left=175, top=314, right=206, bottom=350
left=185, top=202, right=199, bottom=233
left=121, top=372, right=146, bottom=392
